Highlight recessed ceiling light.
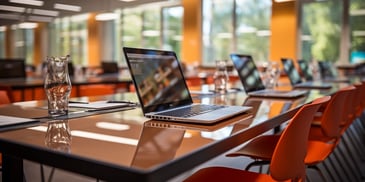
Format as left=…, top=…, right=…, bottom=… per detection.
left=10, top=0, right=44, bottom=6
left=32, top=9, right=59, bottom=17
left=95, top=12, right=118, bottom=21
left=54, top=3, right=81, bottom=12
left=120, top=0, right=136, bottom=2
left=0, top=5, right=25, bottom=13
left=28, top=15, right=53, bottom=22
left=0, top=26, right=6, bottom=32
left=0, top=13, right=21, bottom=20
left=274, top=0, right=294, bottom=2
left=18, top=22, right=38, bottom=29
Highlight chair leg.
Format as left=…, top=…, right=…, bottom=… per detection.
left=244, top=160, right=270, bottom=172
left=307, top=164, right=328, bottom=182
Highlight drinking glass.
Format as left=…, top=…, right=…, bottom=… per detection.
left=45, top=120, right=72, bottom=152
left=262, top=61, right=280, bottom=89
left=213, top=60, right=229, bottom=93
left=44, top=55, right=72, bottom=117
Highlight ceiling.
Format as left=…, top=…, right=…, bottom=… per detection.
left=0, top=0, right=168, bottom=26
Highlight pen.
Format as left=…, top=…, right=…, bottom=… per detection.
left=69, top=101, right=89, bottom=104
left=107, top=100, right=136, bottom=104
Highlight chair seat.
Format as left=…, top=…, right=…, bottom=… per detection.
left=226, top=135, right=280, bottom=160
left=184, top=167, right=285, bottom=182
left=305, top=141, right=334, bottom=165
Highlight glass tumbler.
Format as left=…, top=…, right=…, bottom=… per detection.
left=213, top=60, right=229, bottom=94
left=45, top=120, right=72, bottom=152
left=44, top=55, right=72, bottom=117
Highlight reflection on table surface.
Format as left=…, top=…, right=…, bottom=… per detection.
left=0, top=82, right=346, bottom=181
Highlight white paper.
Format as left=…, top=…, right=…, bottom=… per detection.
left=0, top=115, right=37, bottom=126
left=69, top=101, right=130, bottom=109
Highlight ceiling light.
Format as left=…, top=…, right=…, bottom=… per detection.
left=0, top=13, right=21, bottom=20
left=28, top=15, right=53, bottom=22
left=274, top=0, right=294, bottom=2
left=18, top=22, right=38, bottom=29
left=32, top=9, right=59, bottom=17
left=120, top=0, right=137, bottom=2
left=95, top=12, right=118, bottom=21
left=0, top=26, right=6, bottom=32
left=54, top=3, right=81, bottom=12
left=10, top=0, right=44, bottom=6
left=0, top=5, right=25, bottom=13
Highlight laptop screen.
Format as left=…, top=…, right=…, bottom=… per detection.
left=0, top=59, right=26, bottom=78
left=230, top=54, right=266, bottom=92
left=281, top=58, right=302, bottom=85
left=123, top=47, right=192, bottom=114
left=298, top=59, right=313, bottom=81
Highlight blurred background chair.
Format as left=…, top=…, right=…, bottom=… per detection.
left=101, top=61, right=119, bottom=75
left=184, top=96, right=328, bottom=182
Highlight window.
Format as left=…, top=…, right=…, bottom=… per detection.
left=120, top=4, right=182, bottom=64
left=0, top=28, right=6, bottom=58
left=301, top=0, right=342, bottom=62
left=202, top=0, right=272, bottom=65
left=162, top=6, right=183, bottom=58
left=49, top=14, right=88, bottom=66
left=350, top=0, right=365, bottom=63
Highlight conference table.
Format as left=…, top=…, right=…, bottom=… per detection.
left=0, top=82, right=347, bottom=181
left=0, top=73, right=133, bottom=101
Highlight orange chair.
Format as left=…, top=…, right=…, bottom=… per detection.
left=184, top=96, right=329, bottom=182
left=225, top=86, right=355, bottom=181
left=0, top=90, right=11, bottom=168
left=0, top=91, right=10, bottom=105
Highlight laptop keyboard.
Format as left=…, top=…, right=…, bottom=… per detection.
left=160, top=105, right=227, bottom=118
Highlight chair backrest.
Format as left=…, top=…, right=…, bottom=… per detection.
left=320, top=86, right=355, bottom=138
left=0, top=90, right=11, bottom=105
left=270, top=96, right=330, bottom=181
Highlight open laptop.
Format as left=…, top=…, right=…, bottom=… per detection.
left=298, top=59, right=348, bottom=83
left=318, top=61, right=349, bottom=83
left=281, top=58, right=332, bottom=89
left=230, top=54, right=307, bottom=98
left=297, top=59, right=314, bottom=81
left=123, top=47, right=251, bottom=125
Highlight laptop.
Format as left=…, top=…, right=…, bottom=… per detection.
left=123, top=47, right=251, bottom=124
left=297, top=59, right=314, bottom=81
left=298, top=59, right=348, bottom=83
left=230, top=54, right=307, bottom=98
left=0, top=59, right=26, bottom=78
left=281, top=58, right=332, bottom=89
left=318, top=61, right=349, bottom=83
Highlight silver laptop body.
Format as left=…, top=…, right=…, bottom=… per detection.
left=123, top=47, right=251, bottom=124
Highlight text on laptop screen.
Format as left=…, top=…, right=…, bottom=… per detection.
left=230, top=54, right=266, bottom=92
left=126, top=52, right=192, bottom=112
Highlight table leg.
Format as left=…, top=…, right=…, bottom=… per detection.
left=2, top=154, right=24, bottom=182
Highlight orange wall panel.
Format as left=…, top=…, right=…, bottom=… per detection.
left=88, top=13, right=101, bottom=67
left=270, top=1, right=298, bottom=62
left=181, top=0, right=202, bottom=64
